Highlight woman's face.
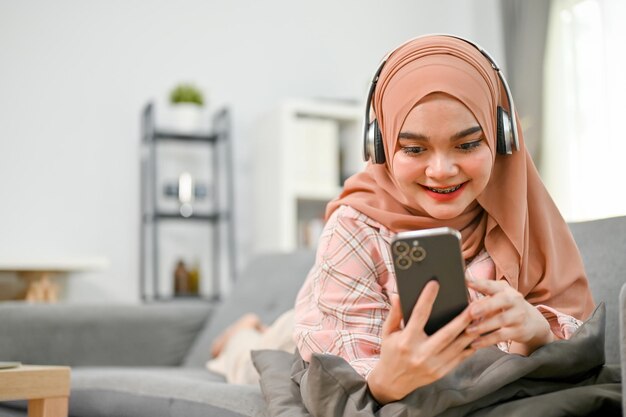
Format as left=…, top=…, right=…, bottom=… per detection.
left=391, top=93, right=493, bottom=220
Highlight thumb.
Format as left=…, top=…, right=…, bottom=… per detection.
left=382, top=294, right=404, bottom=337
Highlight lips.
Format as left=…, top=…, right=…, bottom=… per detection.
left=421, top=182, right=467, bottom=201
left=423, top=183, right=465, bottom=194
left=425, top=184, right=463, bottom=194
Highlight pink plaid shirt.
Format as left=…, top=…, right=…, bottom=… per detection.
left=294, top=205, right=582, bottom=379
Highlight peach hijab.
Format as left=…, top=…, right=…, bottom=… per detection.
left=327, top=35, right=594, bottom=320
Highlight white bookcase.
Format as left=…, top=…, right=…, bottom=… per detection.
left=253, top=98, right=365, bottom=253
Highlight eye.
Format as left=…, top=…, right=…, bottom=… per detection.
left=458, top=139, right=483, bottom=152
left=401, top=146, right=426, bottom=156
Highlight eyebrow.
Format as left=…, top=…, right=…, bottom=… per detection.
left=398, top=125, right=482, bottom=142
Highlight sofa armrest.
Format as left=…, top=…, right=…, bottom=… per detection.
left=569, top=216, right=626, bottom=364
left=183, top=250, right=315, bottom=367
left=619, top=284, right=626, bottom=415
left=0, top=303, right=211, bottom=367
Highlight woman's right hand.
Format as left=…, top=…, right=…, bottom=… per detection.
left=367, top=281, right=477, bottom=404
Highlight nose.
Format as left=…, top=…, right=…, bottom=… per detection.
left=424, top=153, right=459, bottom=180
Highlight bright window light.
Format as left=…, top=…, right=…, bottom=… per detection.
left=542, top=0, right=626, bottom=221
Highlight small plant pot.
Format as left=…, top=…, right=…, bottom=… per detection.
left=172, top=103, right=203, bottom=133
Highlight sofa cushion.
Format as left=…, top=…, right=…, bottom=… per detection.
left=0, top=368, right=266, bottom=417
left=183, top=250, right=315, bottom=367
left=569, top=215, right=626, bottom=364
left=0, top=303, right=211, bottom=366
left=0, top=407, right=25, bottom=417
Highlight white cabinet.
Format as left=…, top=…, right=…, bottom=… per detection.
left=253, top=98, right=365, bottom=253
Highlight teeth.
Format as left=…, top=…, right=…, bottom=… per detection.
left=427, top=184, right=462, bottom=194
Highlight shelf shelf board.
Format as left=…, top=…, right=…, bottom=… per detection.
left=148, top=294, right=221, bottom=303
left=152, top=130, right=218, bottom=142
left=143, top=212, right=223, bottom=222
left=283, top=98, right=362, bottom=122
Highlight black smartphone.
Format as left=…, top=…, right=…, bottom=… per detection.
left=391, top=227, right=469, bottom=335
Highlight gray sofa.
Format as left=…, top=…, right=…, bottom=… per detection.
left=1, top=217, right=625, bottom=417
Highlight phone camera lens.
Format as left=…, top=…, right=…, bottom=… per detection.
left=393, top=241, right=410, bottom=255
left=396, top=256, right=411, bottom=270
left=410, top=246, right=426, bottom=262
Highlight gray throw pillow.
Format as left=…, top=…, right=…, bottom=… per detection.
left=253, top=304, right=622, bottom=417
left=251, top=350, right=311, bottom=417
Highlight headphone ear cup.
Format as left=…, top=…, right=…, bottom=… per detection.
left=372, top=120, right=386, bottom=164
left=496, top=106, right=510, bottom=155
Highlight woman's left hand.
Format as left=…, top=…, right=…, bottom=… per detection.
left=465, top=279, right=555, bottom=355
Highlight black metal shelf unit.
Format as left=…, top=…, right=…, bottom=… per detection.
left=140, top=102, right=236, bottom=302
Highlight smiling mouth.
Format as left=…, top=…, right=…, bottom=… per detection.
left=424, top=183, right=464, bottom=194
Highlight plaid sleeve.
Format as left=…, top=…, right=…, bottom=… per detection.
left=294, top=206, right=395, bottom=379
left=535, top=304, right=583, bottom=340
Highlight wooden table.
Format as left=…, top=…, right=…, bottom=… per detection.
left=0, top=365, right=71, bottom=417
left=0, top=258, right=108, bottom=302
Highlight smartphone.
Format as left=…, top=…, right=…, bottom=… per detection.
left=391, top=227, right=468, bottom=335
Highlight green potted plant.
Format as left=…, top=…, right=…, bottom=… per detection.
left=169, top=83, right=206, bottom=132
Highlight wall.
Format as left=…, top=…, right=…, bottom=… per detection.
left=0, top=0, right=504, bottom=302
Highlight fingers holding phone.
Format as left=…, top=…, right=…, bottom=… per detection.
left=465, top=279, right=555, bottom=355
left=382, top=281, right=441, bottom=338
left=403, top=279, right=439, bottom=331
left=369, top=227, right=481, bottom=404
left=370, top=280, right=476, bottom=404
left=390, top=227, right=478, bottom=362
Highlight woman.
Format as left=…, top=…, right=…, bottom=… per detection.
left=293, top=35, right=594, bottom=404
